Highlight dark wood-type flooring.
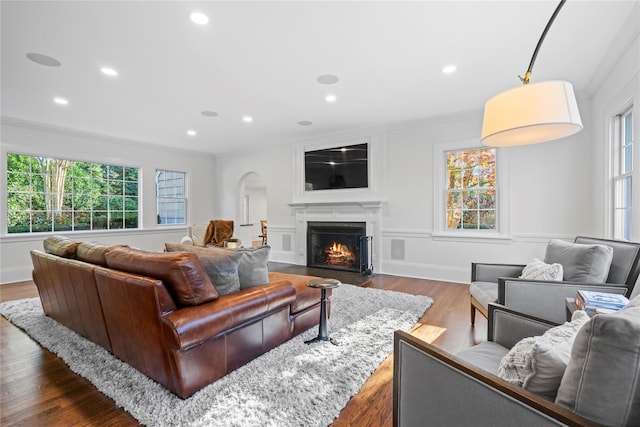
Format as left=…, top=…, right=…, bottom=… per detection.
left=0, top=265, right=488, bottom=426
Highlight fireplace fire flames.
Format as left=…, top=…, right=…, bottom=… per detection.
left=306, top=221, right=366, bottom=273
left=324, top=241, right=356, bottom=268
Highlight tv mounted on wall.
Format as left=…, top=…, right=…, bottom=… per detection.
left=304, top=143, right=368, bottom=191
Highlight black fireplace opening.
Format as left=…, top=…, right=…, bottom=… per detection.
left=307, top=221, right=367, bottom=273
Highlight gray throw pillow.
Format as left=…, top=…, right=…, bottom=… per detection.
left=544, top=239, right=613, bottom=283
left=165, top=242, right=241, bottom=295
left=219, top=245, right=271, bottom=289
left=497, top=310, right=590, bottom=400
left=555, top=295, right=640, bottom=426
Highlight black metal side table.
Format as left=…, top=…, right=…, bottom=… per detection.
left=304, top=278, right=340, bottom=345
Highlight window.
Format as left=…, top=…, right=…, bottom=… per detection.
left=156, top=170, right=185, bottom=225
left=613, top=107, right=633, bottom=240
left=433, top=140, right=507, bottom=240
left=445, top=148, right=497, bottom=230
left=6, top=154, right=139, bottom=233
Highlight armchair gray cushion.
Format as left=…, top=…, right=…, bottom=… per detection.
left=556, top=295, right=640, bottom=426
left=470, top=281, right=499, bottom=309
left=497, top=311, right=590, bottom=401
left=456, top=341, right=509, bottom=375
left=544, top=239, right=613, bottom=283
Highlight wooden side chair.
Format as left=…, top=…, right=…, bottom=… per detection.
left=259, top=220, right=267, bottom=245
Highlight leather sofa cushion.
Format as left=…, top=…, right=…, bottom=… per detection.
left=76, top=241, right=127, bottom=266
left=106, top=247, right=219, bottom=306
left=43, top=235, right=80, bottom=258
left=161, top=279, right=296, bottom=350
left=268, top=272, right=326, bottom=313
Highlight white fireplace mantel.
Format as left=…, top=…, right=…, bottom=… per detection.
left=288, top=200, right=383, bottom=273
left=288, top=200, right=385, bottom=210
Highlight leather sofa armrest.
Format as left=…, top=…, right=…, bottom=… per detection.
left=161, top=280, right=296, bottom=350
left=393, top=331, right=597, bottom=427
left=471, top=262, right=525, bottom=283
left=498, top=278, right=628, bottom=323
left=487, top=304, right=557, bottom=349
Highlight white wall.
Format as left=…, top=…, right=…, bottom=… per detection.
left=0, top=119, right=217, bottom=283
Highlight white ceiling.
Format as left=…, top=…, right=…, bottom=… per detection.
left=1, top=1, right=637, bottom=155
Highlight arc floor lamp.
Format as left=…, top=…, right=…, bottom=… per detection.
left=481, top=0, right=583, bottom=147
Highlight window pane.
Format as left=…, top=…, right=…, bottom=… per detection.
left=109, top=212, right=124, bottom=229
left=93, top=212, right=108, bottom=230
left=32, top=211, right=52, bottom=232
left=446, top=191, right=460, bottom=209
left=8, top=211, right=30, bottom=233
left=479, top=211, right=496, bottom=229
left=7, top=192, right=29, bottom=211
left=623, top=144, right=633, bottom=174
left=125, top=212, right=138, bottom=229
left=74, top=211, right=91, bottom=230
left=124, top=196, right=138, bottom=211
left=462, top=190, right=478, bottom=209
left=447, top=209, right=462, bottom=229
left=478, top=190, right=496, bottom=209
left=462, top=211, right=478, bottom=229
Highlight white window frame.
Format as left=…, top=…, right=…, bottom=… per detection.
left=433, top=139, right=510, bottom=241
left=611, top=105, right=633, bottom=241
left=155, top=169, right=186, bottom=225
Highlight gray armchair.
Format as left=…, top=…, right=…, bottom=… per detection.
left=394, top=301, right=640, bottom=426
left=470, top=236, right=640, bottom=324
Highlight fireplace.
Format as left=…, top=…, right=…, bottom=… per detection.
left=307, top=221, right=367, bottom=273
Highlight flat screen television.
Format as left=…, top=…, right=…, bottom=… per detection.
left=304, top=143, right=368, bottom=191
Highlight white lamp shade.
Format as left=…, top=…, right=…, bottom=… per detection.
left=481, top=80, right=583, bottom=147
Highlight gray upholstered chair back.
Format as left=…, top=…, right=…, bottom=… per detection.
left=574, top=236, right=640, bottom=293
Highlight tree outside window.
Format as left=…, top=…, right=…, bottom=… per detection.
left=445, top=148, right=497, bottom=230
left=6, top=153, right=138, bottom=233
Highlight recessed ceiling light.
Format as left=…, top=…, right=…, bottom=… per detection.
left=317, top=74, right=339, bottom=85
left=26, top=53, right=61, bottom=67
left=201, top=110, right=219, bottom=117
left=442, top=64, right=457, bottom=74
left=187, top=129, right=197, bottom=136
left=101, top=67, right=118, bottom=77
left=297, top=121, right=312, bottom=126
left=242, top=116, right=253, bottom=123
left=53, top=97, right=69, bottom=106
left=190, top=12, right=209, bottom=25
left=325, top=94, right=337, bottom=103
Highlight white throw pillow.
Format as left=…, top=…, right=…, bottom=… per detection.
left=497, top=310, right=590, bottom=400
left=519, top=258, right=564, bottom=281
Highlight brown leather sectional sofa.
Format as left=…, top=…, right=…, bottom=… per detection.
left=30, top=235, right=329, bottom=398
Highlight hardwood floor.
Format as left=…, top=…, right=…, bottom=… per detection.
left=0, top=270, right=488, bottom=426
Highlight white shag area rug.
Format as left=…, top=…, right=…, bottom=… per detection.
left=0, top=284, right=432, bottom=427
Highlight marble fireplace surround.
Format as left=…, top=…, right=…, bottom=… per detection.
left=288, top=200, right=383, bottom=273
